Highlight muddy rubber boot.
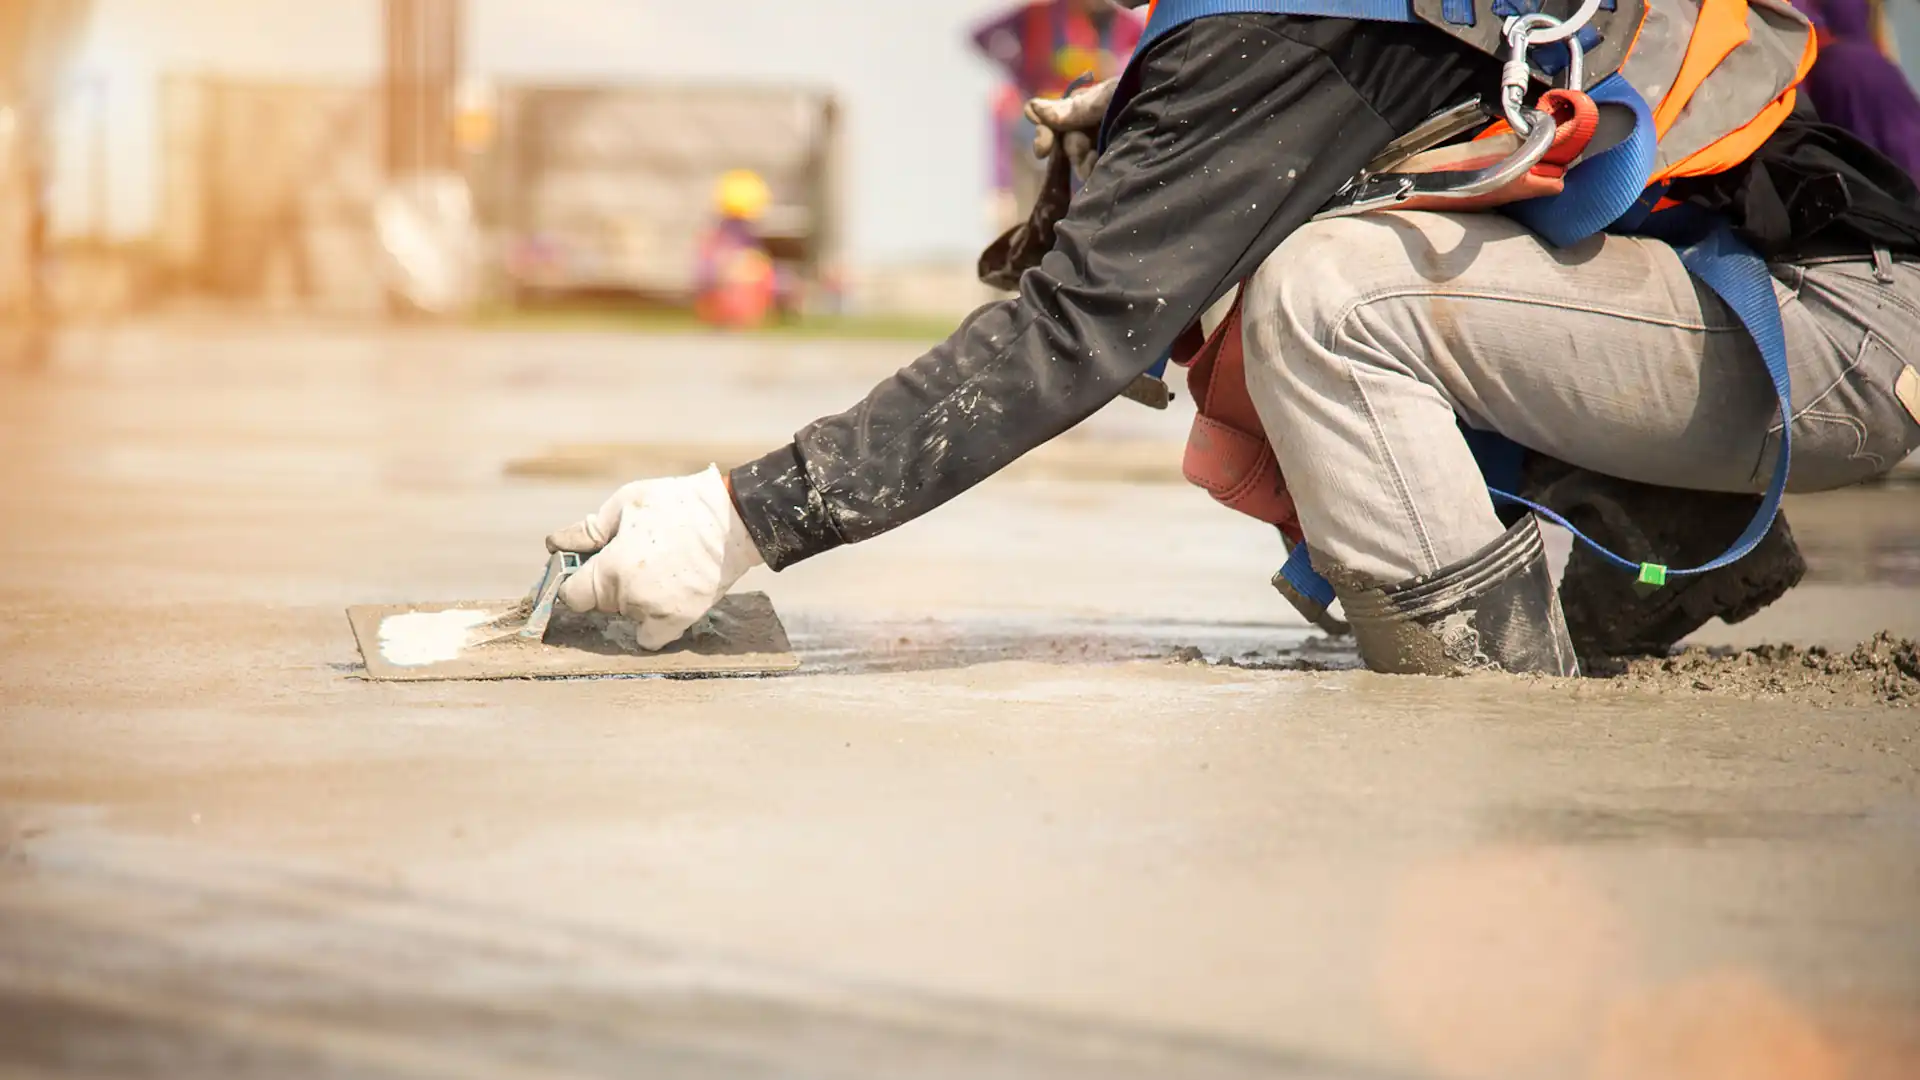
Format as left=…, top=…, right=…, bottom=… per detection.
left=1519, top=455, right=1806, bottom=669
left=1333, top=517, right=1581, bottom=676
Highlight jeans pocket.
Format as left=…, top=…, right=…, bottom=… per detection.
left=1761, top=332, right=1920, bottom=492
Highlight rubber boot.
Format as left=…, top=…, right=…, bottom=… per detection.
left=1519, top=455, right=1805, bottom=670
left=1332, top=516, right=1581, bottom=676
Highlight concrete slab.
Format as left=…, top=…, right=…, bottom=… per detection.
left=2, top=320, right=1917, bottom=1079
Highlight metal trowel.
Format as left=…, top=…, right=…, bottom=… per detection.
left=463, top=550, right=584, bottom=647
left=345, top=551, right=798, bottom=682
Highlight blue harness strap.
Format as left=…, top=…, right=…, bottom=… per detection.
left=1139, top=0, right=1416, bottom=56
left=1503, top=74, right=1656, bottom=245
left=1490, top=76, right=1792, bottom=586
left=1278, top=541, right=1338, bottom=608
left=1484, top=222, right=1794, bottom=585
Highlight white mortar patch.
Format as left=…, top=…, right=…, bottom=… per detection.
left=377, top=609, right=495, bottom=667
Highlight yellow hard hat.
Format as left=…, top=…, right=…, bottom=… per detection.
left=715, top=169, right=772, bottom=221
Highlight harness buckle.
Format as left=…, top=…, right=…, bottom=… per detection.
left=1315, top=109, right=1560, bottom=219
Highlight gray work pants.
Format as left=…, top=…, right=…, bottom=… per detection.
left=1241, top=210, right=1920, bottom=584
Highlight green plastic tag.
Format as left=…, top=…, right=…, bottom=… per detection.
left=1637, top=563, right=1668, bottom=588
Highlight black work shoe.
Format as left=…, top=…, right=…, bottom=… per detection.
left=1333, top=517, right=1581, bottom=677
left=1519, top=456, right=1806, bottom=669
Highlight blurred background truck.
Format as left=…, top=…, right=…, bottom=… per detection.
left=154, top=74, right=842, bottom=314
left=3, top=0, right=872, bottom=323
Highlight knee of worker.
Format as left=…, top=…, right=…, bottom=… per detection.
left=1241, top=216, right=1413, bottom=406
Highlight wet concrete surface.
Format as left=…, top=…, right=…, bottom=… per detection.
left=2, top=320, right=1919, bottom=1078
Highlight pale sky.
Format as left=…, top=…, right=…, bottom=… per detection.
left=56, top=0, right=1031, bottom=264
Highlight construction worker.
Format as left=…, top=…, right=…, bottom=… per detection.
left=546, top=0, right=1920, bottom=675
left=692, top=169, right=783, bottom=329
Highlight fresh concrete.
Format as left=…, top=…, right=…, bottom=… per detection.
left=2, top=320, right=1917, bottom=1079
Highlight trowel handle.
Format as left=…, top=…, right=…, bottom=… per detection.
left=521, top=550, right=585, bottom=640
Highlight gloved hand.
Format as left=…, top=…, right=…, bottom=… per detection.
left=978, top=145, right=1074, bottom=290
left=1026, top=77, right=1116, bottom=181
left=978, top=78, right=1118, bottom=291
left=544, top=465, right=764, bottom=650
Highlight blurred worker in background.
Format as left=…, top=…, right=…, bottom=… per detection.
left=972, top=0, right=1143, bottom=227
left=1792, top=0, right=1920, bottom=177
left=693, top=169, right=784, bottom=330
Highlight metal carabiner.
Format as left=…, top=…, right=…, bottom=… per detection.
left=1357, top=98, right=1495, bottom=179
left=1314, top=0, right=1609, bottom=219
left=1524, top=0, right=1607, bottom=43
left=1313, top=108, right=1559, bottom=220
left=1500, top=8, right=1591, bottom=135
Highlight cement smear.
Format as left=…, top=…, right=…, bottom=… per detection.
left=376, top=608, right=497, bottom=666
left=1604, top=632, right=1920, bottom=708
left=1167, top=631, right=1920, bottom=708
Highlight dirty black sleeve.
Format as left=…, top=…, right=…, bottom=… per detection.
left=730, top=15, right=1494, bottom=570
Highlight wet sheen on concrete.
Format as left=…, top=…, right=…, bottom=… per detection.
left=2, top=321, right=1919, bottom=1079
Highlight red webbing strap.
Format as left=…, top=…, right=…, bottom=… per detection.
left=1175, top=293, right=1302, bottom=538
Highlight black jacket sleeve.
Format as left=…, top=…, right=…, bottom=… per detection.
left=730, top=14, right=1495, bottom=570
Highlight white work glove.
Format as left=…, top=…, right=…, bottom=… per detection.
left=1026, top=77, right=1116, bottom=181
left=543, top=465, right=764, bottom=651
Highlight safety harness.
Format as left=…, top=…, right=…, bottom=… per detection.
left=1101, top=0, right=1816, bottom=609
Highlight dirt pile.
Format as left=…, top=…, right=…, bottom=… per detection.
left=1605, top=633, right=1920, bottom=708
